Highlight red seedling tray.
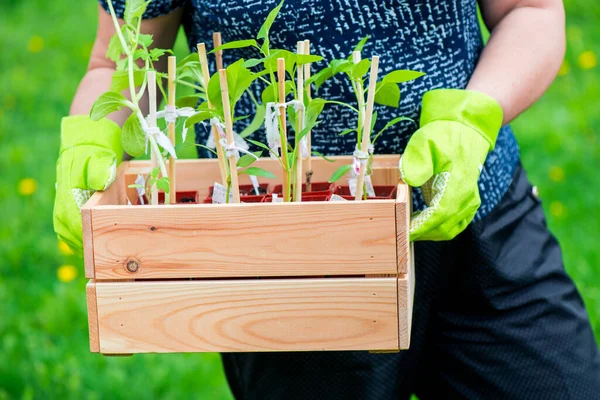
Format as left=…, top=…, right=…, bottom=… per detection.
left=272, top=182, right=333, bottom=194
left=137, top=191, right=199, bottom=205
left=240, top=195, right=266, bottom=203
left=334, top=185, right=396, bottom=198
left=336, top=195, right=390, bottom=201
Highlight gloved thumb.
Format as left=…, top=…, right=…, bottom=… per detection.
left=86, top=151, right=118, bottom=191
left=400, top=131, right=435, bottom=187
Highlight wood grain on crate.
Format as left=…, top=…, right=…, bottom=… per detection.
left=94, top=278, right=399, bottom=353
left=86, top=280, right=100, bottom=352
left=81, top=208, right=95, bottom=279
left=398, top=242, right=415, bottom=349
left=91, top=201, right=397, bottom=279
left=395, top=183, right=410, bottom=274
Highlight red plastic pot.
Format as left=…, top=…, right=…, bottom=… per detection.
left=137, top=191, right=199, bottom=205
left=334, top=185, right=396, bottom=198
left=336, top=195, right=390, bottom=201
left=272, top=182, right=333, bottom=195
left=240, top=195, right=266, bottom=203
left=239, top=183, right=269, bottom=196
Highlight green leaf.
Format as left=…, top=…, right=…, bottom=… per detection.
left=150, top=167, right=159, bottom=179
left=106, top=31, right=126, bottom=62
left=261, top=80, right=294, bottom=104
left=330, top=59, right=353, bottom=75
left=185, top=110, right=218, bottom=128
left=90, top=91, right=132, bottom=121
left=211, top=39, right=258, bottom=53
left=121, top=114, right=146, bottom=157
left=353, top=36, right=370, bottom=54
left=306, top=66, right=333, bottom=90
left=240, top=104, right=266, bottom=137
left=239, top=167, right=276, bottom=179
left=124, top=0, right=149, bottom=23
left=351, top=59, right=370, bottom=79
left=339, top=128, right=356, bottom=136
left=382, top=70, right=425, bottom=84
left=138, top=33, right=153, bottom=48
left=236, top=151, right=263, bottom=168
left=155, top=177, right=170, bottom=193
left=246, top=139, right=273, bottom=153
left=176, top=94, right=202, bottom=108
left=305, top=98, right=327, bottom=127
left=257, top=0, right=284, bottom=53
left=263, top=49, right=296, bottom=75
left=372, top=116, right=414, bottom=144
left=148, top=48, right=170, bottom=61
left=193, top=143, right=218, bottom=156
left=110, top=70, right=145, bottom=93
left=311, top=151, right=335, bottom=162
left=295, top=54, right=323, bottom=65
left=328, top=164, right=352, bottom=183
left=127, top=183, right=145, bottom=189
left=374, top=82, right=401, bottom=108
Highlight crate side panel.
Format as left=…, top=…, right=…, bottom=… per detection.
left=92, top=201, right=397, bottom=279
left=86, top=280, right=100, bottom=353
left=395, top=184, right=410, bottom=274
left=398, top=242, right=415, bottom=350
left=95, top=278, right=398, bottom=353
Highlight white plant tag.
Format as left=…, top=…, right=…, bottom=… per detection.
left=250, top=175, right=261, bottom=195
left=135, top=174, right=146, bottom=205
left=212, top=182, right=233, bottom=204
left=348, top=178, right=357, bottom=196
left=329, top=194, right=348, bottom=202
left=365, top=175, right=375, bottom=197
left=271, top=193, right=284, bottom=203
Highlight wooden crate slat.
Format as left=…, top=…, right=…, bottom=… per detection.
left=395, top=184, right=410, bottom=274
left=398, top=242, right=415, bottom=349
left=91, top=201, right=397, bottom=279
left=86, top=280, right=100, bottom=353
left=95, top=278, right=399, bottom=353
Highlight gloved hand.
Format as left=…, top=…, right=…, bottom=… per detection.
left=53, top=116, right=123, bottom=252
left=400, top=89, right=503, bottom=241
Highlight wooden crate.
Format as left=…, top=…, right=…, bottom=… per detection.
left=83, top=155, right=415, bottom=354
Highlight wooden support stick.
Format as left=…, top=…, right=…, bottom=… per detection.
left=167, top=56, right=177, bottom=204
left=294, top=42, right=305, bottom=202
left=147, top=71, right=159, bottom=205
left=198, top=43, right=228, bottom=185
left=355, top=56, right=379, bottom=201
left=213, top=32, right=223, bottom=71
left=277, top=58, right=291, bottom=202
left=303, top=40, right=313, bottom=191
left=218, top=69, right=240, bottom=203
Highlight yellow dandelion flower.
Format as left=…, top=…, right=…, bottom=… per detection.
left=578, top=51, right=597, bottom=70
left=558, top=61, right=570, bottom=76
left=549, top=201, right=565, bottom=218
left=27, top=35, right=44, bottom=53
left=58, top=241, right=75, bottom=256
left=18, top=178, right=37, bottom=196
left=57, top=265, right=78, bottom=283
left=549, top=166, right=565, bottom=182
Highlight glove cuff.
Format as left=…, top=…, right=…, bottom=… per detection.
left=420, top=89, right=503, bottom=150
left=60, top=115, right=123, bottom=157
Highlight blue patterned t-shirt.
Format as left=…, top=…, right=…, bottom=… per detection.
left=101, top=0, right=520, bottom=219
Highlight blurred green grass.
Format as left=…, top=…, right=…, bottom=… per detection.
left=0, top=1, right=598, bottom=398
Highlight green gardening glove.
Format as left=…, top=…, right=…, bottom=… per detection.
left=400, top=89, right=503, bottom=241
left=53, top=116, right=123, bottom=252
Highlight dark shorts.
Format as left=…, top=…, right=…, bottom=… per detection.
left=221, top=164, right=600, bottom=399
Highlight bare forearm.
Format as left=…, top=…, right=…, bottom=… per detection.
left=468, top=0, right=565, bottom=123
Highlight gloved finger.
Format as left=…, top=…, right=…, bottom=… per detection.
left=400, top=129, right=435, bottom=187
left=63, top=146, right=117, bottom=191
left=417, top=195, right=480, bottom=241
left=53, top=200, right=83, bottom=252
left=409, top=172, right=479, bottom=241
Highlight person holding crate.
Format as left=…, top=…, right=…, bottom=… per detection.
left=54, top=0, right=600, bottom=398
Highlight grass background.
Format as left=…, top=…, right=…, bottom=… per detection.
left=0, top=0, right=598, bottom=398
